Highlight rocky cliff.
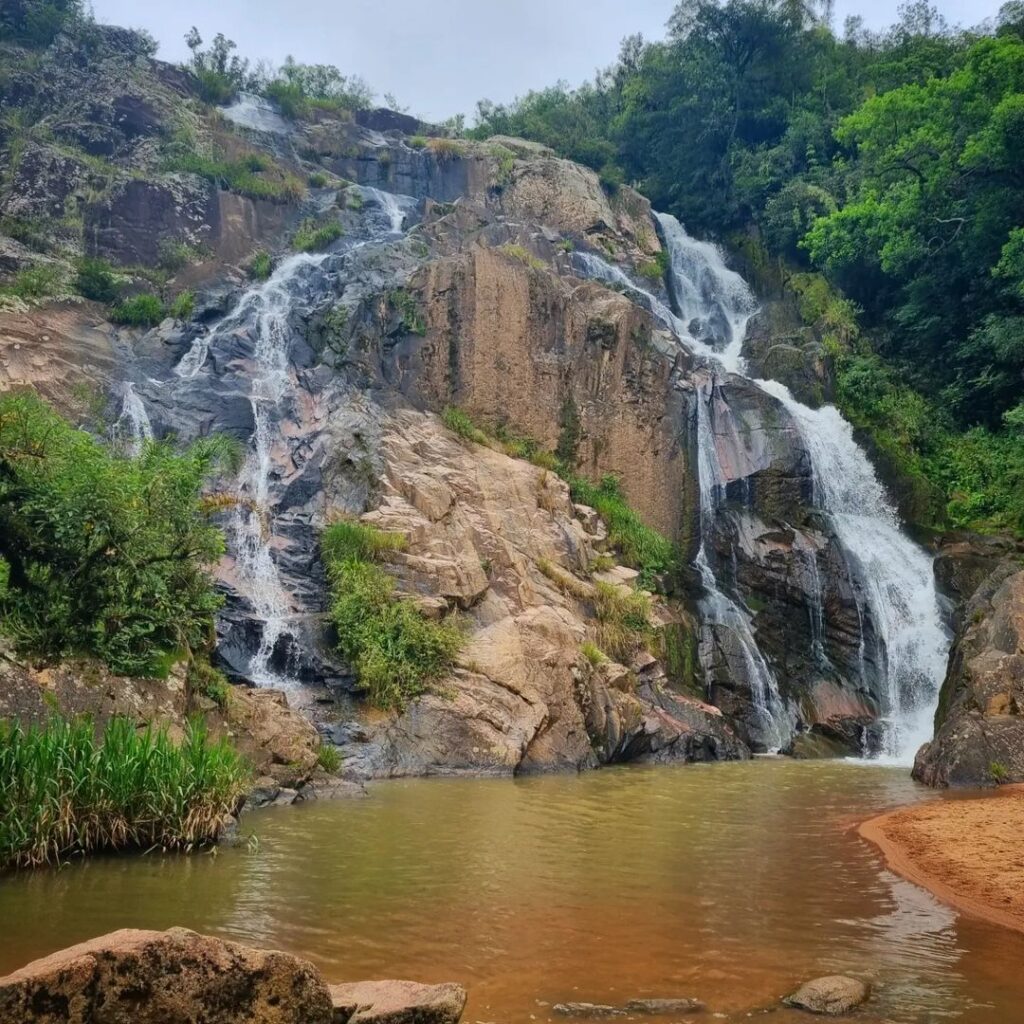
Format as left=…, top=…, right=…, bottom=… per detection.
left=914, top=563, right=1024, bottom=786
left=0, top=25, right=973, bottom=775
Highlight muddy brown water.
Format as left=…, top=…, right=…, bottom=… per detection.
left=2, top=760, right=1023, bottom=1022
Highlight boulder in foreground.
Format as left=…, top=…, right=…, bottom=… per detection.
left=0, top=927, right=333, bottom=1023
left=330, top=979, right=467, bottom=1024
left=784, top=975, right=870, bottom=1015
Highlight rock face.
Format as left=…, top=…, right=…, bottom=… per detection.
left=914, top=564, right=1024, bottom=787
left=0, top=928, right=334, bottom=1024
left=784, top=975, right=870, bottom=1016
left=331, top=409, right=747, bottom=776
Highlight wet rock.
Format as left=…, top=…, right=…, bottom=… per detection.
left=329, top=979, right=467, bottom=1024
left=914, top=564, right=1024, bottom=787
left=0, top=927, right=334, bottom=1024
left=624, top=997, right=705, bottom=1014
left=933, top=533, right=1024, bottom=626
left=552, top=1003, right=626, bottom=1018
left=784, top=976, right=870, bottom=1015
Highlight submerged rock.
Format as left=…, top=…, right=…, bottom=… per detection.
left=552, top=1003, right=626, bottom=1018
left=330, top=979, right=467, bottom=1024
left=0, top=927, right=334, bottom=1024
left=784, top=975, right=870, bottom=1015
left=624, top=997, right=706, bottom=1013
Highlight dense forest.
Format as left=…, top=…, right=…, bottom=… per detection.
left=472, top=0, right=1024, bottom=535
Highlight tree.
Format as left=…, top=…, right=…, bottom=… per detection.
left=184, top=27, right=251, bottom=104
left=0, top=0, right=83, bottom=46
left=0, top=393, right=238, bottom=674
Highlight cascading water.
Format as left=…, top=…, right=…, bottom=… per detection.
left=113, top=381, right=152, bottom=455
left=755, top=380, right=949, bottom=761
left=165, top=192, right=416, bottom=689
left=573, top=213, right=950, bottom=762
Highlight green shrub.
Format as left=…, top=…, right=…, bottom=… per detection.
left=1, top=264, right=62, bottom=300
left=292, top=218, right=344, bottom=252
left=169, top=290, right=195, bottom=321
left=249, top=250, right=272, bottom=280
left=73, top=257, right=118, bottom=303
left=323, top=521, right=462, bottom=710
left=322, top=519, right=407, bottom=561
left=158, top=239, right=201, bottom=273
left=0, top=715, right=248, bottom=871
left=989, top=761, right=1010, bottom=783
left=388, top=288, right=426, bottom=334
left=581, top=642, right=607, bottom=667
left=110, top=293, right=165, bottom=327
left=308, top=172, right=328, bottom=188
left=567, top=474, right=675, bottom=588
left=188, top=658, right=230, bottom=707
left=317, top=745, right=341, bottom=772
left=166, top=152, right=305, bottom=204
left=426, top=137, right=466, bottom=160
left=409, top=135, right=428, bottom=149
left=0, top=393, right=236, bottom=674
left=442, top=406, right=490, bottom=446
left=637, top=259, right=664, bottom=282
left=500, top=244, right=545, bottom=271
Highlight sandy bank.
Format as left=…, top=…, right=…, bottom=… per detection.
left=860, top=786, right=1024, bottom=934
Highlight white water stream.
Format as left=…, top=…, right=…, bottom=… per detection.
left=575, top=214, right=950, bottom=762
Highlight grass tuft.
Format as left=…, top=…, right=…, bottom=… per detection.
left=0, top=716, right=248, bottom=871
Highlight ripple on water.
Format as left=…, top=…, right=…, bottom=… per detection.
left=1, top=760, right=1022, bottom=1023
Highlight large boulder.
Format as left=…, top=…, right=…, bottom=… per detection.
left=914, top=564, right=1024, bottom=787
left=0, top=928, right=334, bottom=1024
left=330, top=980, right=467, bottom=1024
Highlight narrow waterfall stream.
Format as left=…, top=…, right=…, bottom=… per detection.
left=575, top=214, right=950, bottom=762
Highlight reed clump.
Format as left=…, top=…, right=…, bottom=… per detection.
left=0, top=716, right=249, bottom=871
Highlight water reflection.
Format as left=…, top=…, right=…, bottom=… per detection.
left=2, top=761, right=1023, bottom=1022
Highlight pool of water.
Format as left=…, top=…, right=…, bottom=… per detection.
left=2, top=760, right=1023, bottom=1022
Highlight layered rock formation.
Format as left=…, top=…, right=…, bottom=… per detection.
left=914, top=564, right=1024, bottom=786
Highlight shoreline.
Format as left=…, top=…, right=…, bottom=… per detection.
left=859, top=785, right=1024, bottom=934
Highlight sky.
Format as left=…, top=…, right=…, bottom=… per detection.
left=90, top=0, right=1006, bottom=122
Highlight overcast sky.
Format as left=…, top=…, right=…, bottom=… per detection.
left=90, top=0, right=1005, bottom=122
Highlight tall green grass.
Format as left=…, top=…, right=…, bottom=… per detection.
left=0, top=716, right=248, bottom=871
left=323, top=521, right=461, bottom=710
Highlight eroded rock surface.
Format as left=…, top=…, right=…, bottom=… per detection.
left=914, top=565, right=1024, bottom=786
left=0, top=928, right=334, bottom=1024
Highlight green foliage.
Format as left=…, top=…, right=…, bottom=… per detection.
left=165, top=152, right=304, bottom=204
left=188, top=658, right=230, bottom=707
left=425, top=137, right=467, bottom=160
left=0, top=264, right=62, bottom=300
left=316, top=744, right=342, bottom=772
left=409, top=135, right=428, bottom=149
left=581, top=642, right=608, bottom=667
left=261, top=56, right=374, bottom=119
left=73, top=258, right=118, bottom=304
left=158, top=240, right=202, bottom=273
left=593, top=580, right=653, bottom=662
left=442, top=406, right=490, bottom=446
left=110, top=293, right=164, bottom=327
left=0, top=715, right=248, bottom=870
left=169, top=290, right=195, bottom=321
left=184, top=27, right=250, bottom=104
left=249, top=250, right=273, bottom=280
left=388, top=288, right=426, bottom=334
left=500, top=244, right=545, bottom=271
left=469, top=1, right=1024, bottom=536
left=0, top=0, right=84, bottom=47
left=323, top=521, right=461, bottom=710
left=567, top=474, right=675, bottom=588
left=989, top=760, right=1010, bottom=782
left=308, top=172, right=328, bottom=188
left=292, top=218, right=344, bottom=252
left=0, top=393, right=235, bottom=674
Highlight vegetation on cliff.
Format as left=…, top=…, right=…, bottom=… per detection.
left=472, top=0, right=1024, bottom=535
left=323, top=521, right=463, bottom=710
left=0, top=393, right=236, bottom=675
left=0, top=715, right=247, bottom=870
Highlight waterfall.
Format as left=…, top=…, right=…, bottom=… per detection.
left=573, top=215, right=950, bottom=762
left=168, top=197, right=415, bottom=689
left=113, top=381, right=152, bottom=456
left=755, top=380, right=950, bottom=761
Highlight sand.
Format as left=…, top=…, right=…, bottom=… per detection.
left=860, top=787, right=1024, bottom=934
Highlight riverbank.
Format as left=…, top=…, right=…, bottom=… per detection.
left=860, top=785, right=1024, bottom=934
